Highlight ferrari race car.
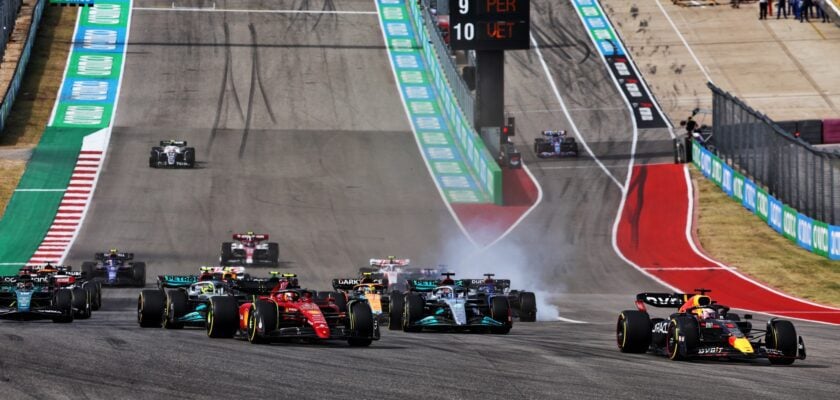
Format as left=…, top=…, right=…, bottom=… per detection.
left=220, top=232, right=279, bottom=267
left=81, top=249, right=146, bottom=287
left=617, top=289, right=806, bottom=364
left=463, top=274, right=537, bottom=322
left=137, top=267, right=289, bottom=330
left=396, top=273, right=512, bottom=334
left=149, top=140, right=196, bottom=168
left=534, top=130, right=579, bottom=158
left=0, top=273, right=82, bottom=323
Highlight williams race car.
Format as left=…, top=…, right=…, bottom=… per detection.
left=617, top=289, right=806, bottom=364
left=463, top=274, right=537, bottom=322
left=220, top=232, right=279, bottom=267
left=397, top=273, right=512, bottom=334
left=0, top=273, right=78, bottom=323
left=534, top=130, right=579, bottom=158
left=81, top=249, right=146, bottom=287
left=149, top=140, right=196, bottom=168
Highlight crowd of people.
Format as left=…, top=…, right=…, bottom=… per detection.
left=752, top=0, right=833, bottom=22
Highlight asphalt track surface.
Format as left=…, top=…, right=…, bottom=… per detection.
left=1, top=1, right=838, bottom=398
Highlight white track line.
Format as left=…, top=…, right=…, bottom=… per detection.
left=653, top=0, right=714, bottom=83
left=133, top=7, right=377, bottom=14
left=529, top=32, right=624, bottom=191
left=557, top=316, right=588, bottom=324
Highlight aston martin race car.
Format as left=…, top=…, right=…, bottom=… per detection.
left=534, top=130, right=579, bottom=158
left=617, top=289, right=806, bottom=364
left=137, top=268, right=293, bottom=329
left=81, top=249, right=146, bottom=287
left=0, top=274, right=77, bottom=323
left=202, top=278, right=379, bottom=346
left=398, top=273, right=512, bottom=334
left=149, top=140, right=196, bottom=168
left=25, top=263, right=100, bottom=316
left=463, top=274, right=537, bottom=322
left=220, top=232, right=279, bottom=267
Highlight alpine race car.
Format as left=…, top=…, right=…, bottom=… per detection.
left=397, top=273, right=512, bottom=334
left=220, top=232, right=279, bottom=267
left=534, top=130, right=579, bottom=158
left=0, top=274, right=78, bottom=323
left=25, top=263, right=100, bottom=316
left=463, top=274, right=537, bottom=322
left=81, top=249, right=146, bottom=287
left=617, top=289, right=806, bottom=364
left=149, top=140, right=196, bottom=168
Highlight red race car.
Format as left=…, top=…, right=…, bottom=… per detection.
left=205, top=276, right=379, bottom=346
left=219, top=232, right=279, bottom=267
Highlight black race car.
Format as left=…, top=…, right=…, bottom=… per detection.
left=617, top=289, right=806, bottom=364
left=81, top=250, right=146, bottom=287
left=534, top=130, right=579, bottom=158
left=150, top=140, right=196, bottom=168
left=462, top=274, right=537, bottom=322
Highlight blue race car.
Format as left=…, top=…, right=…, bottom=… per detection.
left=81, top=249, right=146, bottom=287
left=463, top=274, right=537, bottom=322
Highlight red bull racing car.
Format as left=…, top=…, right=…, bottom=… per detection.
left=616, top=289, right=806, bottom=364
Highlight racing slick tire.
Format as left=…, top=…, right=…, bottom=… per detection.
left=71, top=287, right=92, bottom=319
left=616, top=310, right=651, bottom=353
left=220, top=242, right=233, bottom=265
left=518, top=292, right=537, bottom=322
left=402, top=294, right=424, bottom=332
left=490, top=297, right=512, bottom=334
left=267, top=243, right=280, bottom=266
left=132, top=262, right=147, bottom=287
left=347, top=301, right=375, bottom=347
left=666, top=317, right=699, bottom=361
left=248, top=300, right=278, bottom=344
left=766, top=320, right=798, bottom=365
left=164, top=289, right=188, bottom=329
left=207, top=296, right=239, bottom=338
left=52, top=289, right=74, bottom=323
left=388, top=292, right=404, bottom=330
left=81, top=261, right=98, bottom=281
left=185, top=147, right=196, bottom=167
left=137, top=289, right=165, bottom=328
left=84, top=281, right=102, bottom=311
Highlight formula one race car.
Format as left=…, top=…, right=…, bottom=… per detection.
left=534, top=130, right=579, bottom=158
left=616, top=289, right=806, bottom=364
left=25, top=263, right=100, bottom=316
left=358, top=257, right=411, bottom=291
left=136, top=267, right=288, bottom=330
left=462, top=274, right=537, bottom=322
left=81, top=249, right=146, bottom=287
left=329, top=273, right=398, bottom=328
left=149, top=140, right=196, bottom=168
left=0, top=273, right=78, bottom=323
left=398, top=273, right=512, bottom=334
left=220, top=232, right=279, bottom=267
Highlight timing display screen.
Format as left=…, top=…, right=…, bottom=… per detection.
left=448, top=0, right=531, bottom=51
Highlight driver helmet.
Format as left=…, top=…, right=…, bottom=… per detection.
left=201, top=283, right=215, bottom=294
left=438, top=287, right=453, bottom=299
left=283, top=292, right=297, bottom=302
left=695, top=307, right=717, bottom=320
left=17, top=280, right=34, bottom=290
left=109, top=248, right=119, bottom=257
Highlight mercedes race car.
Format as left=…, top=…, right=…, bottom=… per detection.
left=463, top=274, right=537, bottom=322
left=617, top=289, right=806, bottom=364
left=0, top=273, right=79, bottom=323
left=220, top=232, right=279, bottom=267
left=149, top=140, right=196, bottom=168
left=397, top=273, right=512, bottom=334
left=137, top=267, right=286, bottom=330
left=534, top=130, right=579, bottom=158
left=81, top=249, right=146, bottom=287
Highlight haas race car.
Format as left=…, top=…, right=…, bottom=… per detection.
left=220, top=232, right=279, bottom=267
left=149, top=140, right=196, bottom=168
left=534, top=130, right=579, bottom=158
left=82, top=249, right=146, bottom=287
left=617, top=289, right=806, bottom=364
left=463, top=274, right=537, bottom=322
left=397, top=273, right=512, bottom=334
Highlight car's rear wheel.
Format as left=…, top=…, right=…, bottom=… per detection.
left=518, top=292, right=537, bottom=322
left=616, top=310, right=651, bottom=353
left=767, top=319, right=798, bottom=365
left=248, top=300, right=277, bottom=344
left=137, top=290, right=165, bottom=328
left=490, top=297, right=512, bottom=334
left=267, top=243, right=280, bottom=265
left=71, top=287, right=91, bottom=319
left=388, top=292, right=404, bottom=330
left=347, top=302, right=374, bottom=347
left=52, top=289, right=74, bottom=323
left=220, top=242, right=233, bottom=265
left=185, top=147, right=196, bottom=167
left=132, top=262, right=146, bottom=287
left=164, top=290, right=188, bottom=329
left=207, top=296, right=239, bottom=338
left=403, top=294, right=424, bottom=332
left=85, top=281, right=102, bottom=311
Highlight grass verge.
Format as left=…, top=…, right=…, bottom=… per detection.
left=690, top=168, right=840, bottom=308
left=0, top=6, right=76, bottom=215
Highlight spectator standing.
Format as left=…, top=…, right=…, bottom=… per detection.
left=777, top=0, right=788, bottom=18
left=799, top=0, right=810, bottom=21
left=818, top=0, right=831, bottom=22
left=732, top=0, right=740, bottom=9
left=759, top=0, right=769, bottom=19
left=804, top=0, right=813, bottom=18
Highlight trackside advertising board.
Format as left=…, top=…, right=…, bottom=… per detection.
left=692, top=141, right=839, bottom=260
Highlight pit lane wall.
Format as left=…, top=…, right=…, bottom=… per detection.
left=692, top=141, right=840, bottom=260
left=376, top=0, right=502, bottom=205
left=0, top=0, right=46, bottom=135
left=0, top=1, right=132, bottom=273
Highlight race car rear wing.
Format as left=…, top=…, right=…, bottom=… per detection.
left=232, top=279, right=279, bottom=295
left=160, top=140, right=187, bottom=146
left=459, top=279, right=511, bottom=291
left=332, top=278, right=384, bottom=291
left=233, top=233, right=268, bottom=241
left=636, top=293, right=687, bottom=308
left=95, top=252, right=134, bottom=261
left=158, top=275, right=198, bottom=288
left=369, top=258, right=410, bottom=267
